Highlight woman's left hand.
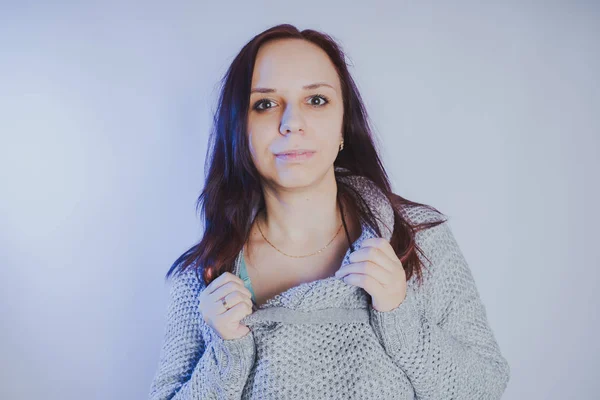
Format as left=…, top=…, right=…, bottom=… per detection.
left=335, top=237, right=407, bottom=312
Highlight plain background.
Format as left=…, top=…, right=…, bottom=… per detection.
left=1, top=1, right=598, bottom=399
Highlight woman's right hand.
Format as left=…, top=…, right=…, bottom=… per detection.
left=199, top=271, right=254, bottom=340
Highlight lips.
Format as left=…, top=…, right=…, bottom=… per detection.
left=275, top=150, right=316, bottom=162
left=276, top=150, right=315, bottom=156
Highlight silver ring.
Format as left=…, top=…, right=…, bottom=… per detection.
left=221, top=296, right=229, bottom=310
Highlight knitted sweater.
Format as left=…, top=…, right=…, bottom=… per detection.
left=148, top=172, right=510, bottom=399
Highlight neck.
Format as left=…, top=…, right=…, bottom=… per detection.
left=256, top=169, right=344, bottom=255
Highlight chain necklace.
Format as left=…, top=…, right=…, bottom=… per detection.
left=256, top=209, right=345, bottom=258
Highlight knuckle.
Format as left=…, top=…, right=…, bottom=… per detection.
left=232, top=291, right=243, bottom=301
left=227, top=280, right=238, bottom=289
left=222, top=271, right=234, bottom=278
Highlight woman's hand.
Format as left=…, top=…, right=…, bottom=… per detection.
left=199, top=272, right=254, bottom=340
left=335, top=238, right=407, bottom=312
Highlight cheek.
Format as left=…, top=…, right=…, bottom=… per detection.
left=247, top=130, right=274, bottom=167
left=246, top=131, right=256, bottom=156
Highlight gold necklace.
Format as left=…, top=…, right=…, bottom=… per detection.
left=256, top=210, right=344, bottom=258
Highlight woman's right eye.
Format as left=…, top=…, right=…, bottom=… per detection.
left=253, top=99, right=274, bottom=112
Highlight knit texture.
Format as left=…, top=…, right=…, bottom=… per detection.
left=148, top=169, right=510, bottom=399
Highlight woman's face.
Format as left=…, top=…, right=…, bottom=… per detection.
left=247, top=38, right=344, bottom=189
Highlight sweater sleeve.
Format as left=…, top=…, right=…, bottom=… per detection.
left=368, top=220, right=510, bottom=399
left=148, top=267, right=256, bottom=400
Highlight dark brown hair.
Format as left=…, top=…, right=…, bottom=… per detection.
left=166, top=23, right=446, bottom=287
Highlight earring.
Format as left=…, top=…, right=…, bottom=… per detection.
left=339, top=139, right=344, bottom=151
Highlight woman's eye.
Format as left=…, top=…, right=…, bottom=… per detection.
left=254, top=99, right=274, bottom=111
left=309, top=94, right=330, bottom=107
left=253, top=94, right=330, bottom=112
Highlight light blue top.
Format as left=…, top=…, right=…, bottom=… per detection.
left=239, top=251, right=257, bottom=303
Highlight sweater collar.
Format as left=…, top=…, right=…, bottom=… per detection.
left=237, top=167, right=395, bottom=315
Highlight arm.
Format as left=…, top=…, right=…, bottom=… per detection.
left=148, top=267, right=256, bottom=400
left=369, top=220, right=510, bottom=399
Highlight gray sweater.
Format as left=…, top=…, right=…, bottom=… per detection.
left=148, top=173, right=510, bottom=399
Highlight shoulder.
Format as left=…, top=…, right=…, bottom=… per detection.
left=337, top=174, right=395, bottom=239
left=167, top=262, right=206, bottom=301
left=401, top=204, right=450, bottom=244
left=400, top=205, right=459, bottom=279
left=400, top=203, right=446, bottom=226
left=401, top=208, right=477, bottom=322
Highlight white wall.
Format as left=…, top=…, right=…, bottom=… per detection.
left=1, top=1, right=597, bottom=399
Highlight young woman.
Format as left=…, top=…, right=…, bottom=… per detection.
left=149, top=24, right=510, bottom=399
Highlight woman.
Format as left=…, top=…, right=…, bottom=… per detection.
left=148, top=24, right=510, bottom=399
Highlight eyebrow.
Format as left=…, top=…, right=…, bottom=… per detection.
left=250, top=82, right=335, bottom=94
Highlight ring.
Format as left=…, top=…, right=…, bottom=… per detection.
left=221, top=296, right=229, bottom=310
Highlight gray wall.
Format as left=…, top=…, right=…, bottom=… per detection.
left=1, top=1, right=597, bottom=399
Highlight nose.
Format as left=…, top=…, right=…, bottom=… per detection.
left=279, top=104, right=305, bottom=135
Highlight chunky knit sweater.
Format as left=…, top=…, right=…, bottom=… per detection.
left=148, top=171, right=510, bottom=399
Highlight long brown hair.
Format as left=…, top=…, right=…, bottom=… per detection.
left=166, top=23, right=446, bottom=287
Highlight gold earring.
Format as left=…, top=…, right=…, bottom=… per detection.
left=339, top=140, right=344, bottom=151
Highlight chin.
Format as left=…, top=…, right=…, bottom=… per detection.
left=275, top=170, right=314, bottom=188
left=274, top=163, right=334, bottom=189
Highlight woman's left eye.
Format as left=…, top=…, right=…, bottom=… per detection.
left=309, top=94, right=330, bottom=107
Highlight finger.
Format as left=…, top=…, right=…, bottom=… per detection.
left=210, top=280, right=252, bottom=302
left=214, top=299, right=254, bottom=323
left=206, top=271, right=246, bottom=294
left=359, top=237, right=398, bottom=264
left=336, top=260, right=392, bottom=286
left=210, top=278, right=253, bottom=301
left=349, top=241, right=397, bottom=273
left=340, top=272, right=384, bottom=296
left=201, top=272, right=251, bottom=305
left=209, top=282, right=253, bottom=315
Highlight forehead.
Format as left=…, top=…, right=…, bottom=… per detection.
left=251, top=39, right=340, bottom=92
